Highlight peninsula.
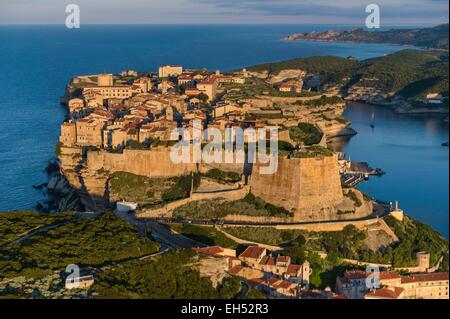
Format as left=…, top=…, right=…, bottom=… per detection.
left=1, top=53, right=448, bottom=300
left=283, top=23, right=449, bottom=50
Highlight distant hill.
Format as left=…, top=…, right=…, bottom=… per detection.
left=248, top=49, right=449, bottom=99
left=283, top=24, right=449, bottom=50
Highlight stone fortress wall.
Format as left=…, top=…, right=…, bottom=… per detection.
left=59, top=146, right=368, bottom=223
left=250, top=154, right=349, bottom=221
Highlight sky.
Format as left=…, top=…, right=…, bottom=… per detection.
left=0, top=0, right=448, bottom=25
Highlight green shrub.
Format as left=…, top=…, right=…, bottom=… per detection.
left=205, top=169, right=241, bottom=183
left=125, top=140, right=148, bottom=150
left=289, top=123, right=323, bottom=145
left=55, top=142, right=64, bottom=156
left=162, top=173, right=201, bottom=202
left=345, top=190, right=363, bottom=207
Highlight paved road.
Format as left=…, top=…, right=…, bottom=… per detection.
left=4, top=220, right=74, bottom=246
left=237, top=281, right=249, bottom=299
left=146, top=221, right=207, bottom=249
left=115, top=210, right=205, bottom=249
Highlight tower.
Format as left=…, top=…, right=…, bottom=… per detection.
left=416, top=252, right=430, bottom=272
left=97, top=74, right=113, bottom=87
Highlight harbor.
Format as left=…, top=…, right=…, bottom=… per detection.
left=338, top=152, right=385, bottom=187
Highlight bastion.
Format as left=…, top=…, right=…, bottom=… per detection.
left=250, top=154, right=346, bottom=221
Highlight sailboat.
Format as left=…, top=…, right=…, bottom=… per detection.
left=370, top=112, right=375, bottom=128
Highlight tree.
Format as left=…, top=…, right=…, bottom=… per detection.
left=197, top=93, right=209, bottom=104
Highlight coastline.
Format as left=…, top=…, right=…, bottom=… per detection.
left=282, top=37, right=420, bottom=50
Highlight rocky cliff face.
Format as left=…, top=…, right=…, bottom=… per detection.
left=58, top=146, right=109, bottom=212
left=58, top=146, right=369, bottom=222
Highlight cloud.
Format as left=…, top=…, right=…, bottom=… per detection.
left=0, top=0, right=448, bottom=24
left=198, top=0, right=449, bottom=18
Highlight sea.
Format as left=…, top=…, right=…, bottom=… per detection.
left=0, top=25, right=447, bottom=237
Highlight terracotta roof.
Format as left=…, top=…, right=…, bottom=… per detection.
left=192, top=246, right=224, bottom=257
left=401, top=272, right=449, bottom=284
left=380, top=271, right=401, bottom=281
left=276, top=280, right=295, bottom=290
left=259, top=256, right=276, bottom=266
left=365, top=286, right=404, bottom=299
left=198, top=76, right=217, bottom=85
left=228, top=266, right=242, bottom=276
left=266, top=277, right=281, bottom=287
left=239, top=246, right=265, bottom=260
left=277, top=256, right=290, bottom=263
left=286, top=264, right=302, bottom=275
left=344, top=270, right=369, bottom=280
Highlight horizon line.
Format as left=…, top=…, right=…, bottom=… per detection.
left=0, top=22, right=446, bottom=27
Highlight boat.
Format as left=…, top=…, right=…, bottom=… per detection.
left=370, top=112, right=375, bottom=128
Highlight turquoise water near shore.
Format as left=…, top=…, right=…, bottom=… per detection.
left=343, top=103, right=449, bottom=237
left=0, top=25, right=446, bottom=236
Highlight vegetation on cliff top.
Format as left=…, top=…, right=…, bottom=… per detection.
left=0, top=211, right=75, bottom=246
left=355, top=50, right=448, bottom=97
left=248, top=49, right=449, bottom=99
left=345, top=190, right=362, bottom=207
left=169, top=224, right=238, bottom=249
left=223, top=216, right=449, bottom=271
left=296, top=95, right=344, bottom=107
left=249, top=56, right=356, bottom=85
left=289, top=122, right=323, bottom=146
left=204, top=169, right=241, bottom=184
left=382, top=215, right=449, bottom=270
left=0, top=212, right=159, bottom=280
left=109, top=172, right=201, bottom=205
left=93, top=250, right=241, bottom=299
left=290, top=145, right=334, bottom=158
left=0, top=212, right=240, bottom=299
left=110, top=172, right=176, bottom=204
left=173, top=192, right=293, bottom=220
left=285, top=23, right=449, bottom=50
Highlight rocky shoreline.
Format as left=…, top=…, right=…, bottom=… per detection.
left=281, top=23, right=449, bottom=50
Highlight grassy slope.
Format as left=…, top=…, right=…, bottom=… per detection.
left=169, top=223, right=238, bottom=249
left=248, top=49, right=449, bottom=99
left=0, top=212, right=159, bottom=280
left=0, top=211, right=75, bottom=246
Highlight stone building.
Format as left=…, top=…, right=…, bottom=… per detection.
left=197, top=77, right=218, bottom=101
left=138, top=118, right=178, bottom=143
left=336, top=269, right=449, bottom=299
left=59, top=122, right=77, bottom=146
left=400, top=272, right=449, bottom=299
left=97, top=74, right=114, bottom=87
left=159, top=65, right=183, bottom=78
left=239, top=246, right=267, bottom=268
left=76, top=118, right=105, bottom=147
left=238, top=246, right=310, bottom=287
left=83, top=85, right=133, bottom=100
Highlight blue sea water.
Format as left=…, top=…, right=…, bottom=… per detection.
left=343, top=103, right=449, bottom=237
left=0, top=25, right=447, bottom=236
